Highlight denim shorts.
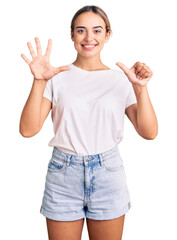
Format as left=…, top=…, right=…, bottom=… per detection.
left=40, top=144, right=132, bottom=221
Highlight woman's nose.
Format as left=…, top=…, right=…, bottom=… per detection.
left=84, top=31, right=94, bottom=41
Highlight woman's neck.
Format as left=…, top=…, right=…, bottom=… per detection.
left=72, top=57, right=109, bottom=71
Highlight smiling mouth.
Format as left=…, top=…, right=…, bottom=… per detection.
left=81, top=44, right=97, bottom=50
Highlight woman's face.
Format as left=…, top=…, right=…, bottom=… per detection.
left=71, top=11, right=110, bottom=58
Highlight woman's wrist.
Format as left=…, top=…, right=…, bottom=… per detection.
left=33, top=77, right=48, bottom=84
left=132, top=83, right=148, bottom=99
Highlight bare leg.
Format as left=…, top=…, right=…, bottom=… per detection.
left=46, top=217, right=85, bottom=240
left=86, top=214, right=125, bottom=240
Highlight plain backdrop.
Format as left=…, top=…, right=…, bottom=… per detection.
left=1, top=0, right=177, bottom=239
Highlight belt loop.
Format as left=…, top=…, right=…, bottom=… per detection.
left=66, top=154, right=71, bottom=167
left=83, top=156, right=86, bottom=166
left=99, top=153, right=104, bottom=167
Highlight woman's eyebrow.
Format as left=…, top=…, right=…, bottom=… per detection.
left=75, top=26, right=103, bottom=29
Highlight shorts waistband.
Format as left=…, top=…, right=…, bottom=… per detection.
left=52, top=144, right=120, bottom=166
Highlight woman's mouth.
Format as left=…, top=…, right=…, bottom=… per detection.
left=81, top=44, right=97, bottom=50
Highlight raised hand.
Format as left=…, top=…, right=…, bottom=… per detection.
left=21, top=37, right=70, bottom=81
left=116, top=61, right=153, bottom=87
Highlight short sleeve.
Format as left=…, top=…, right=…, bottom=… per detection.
left=125, top=81, right=137, bottom=109
left=43, top=78, right=53, bottom=102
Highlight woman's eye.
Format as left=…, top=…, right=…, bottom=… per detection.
left=77, top=30, right=85, bottom=33
left=77, top=29, right=101, bottom=34
left=95, top=30, right=101, bottom=33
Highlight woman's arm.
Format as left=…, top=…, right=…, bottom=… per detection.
left=19, top=79, right=51, bottom=137
left=19, top=37, right=70, bottom=137
left=116, top=61, right=158, bottom=140
left=125, top=85, right=158, bottom=139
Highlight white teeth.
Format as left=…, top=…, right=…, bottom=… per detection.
left=82, top=45, right=96, bottom=47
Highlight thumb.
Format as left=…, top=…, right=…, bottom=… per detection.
left=55, top=65, right=70, bottom=74
left=116, top=62, right=130, bottom=75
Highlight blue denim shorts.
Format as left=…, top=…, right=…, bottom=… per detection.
left=40, top=144, right=132, bottom=221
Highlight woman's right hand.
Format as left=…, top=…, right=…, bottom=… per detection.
left=21, top=37, right=70, bottom=81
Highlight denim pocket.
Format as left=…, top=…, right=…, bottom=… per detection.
left=104, top=153, right=124, bottom=172
left=48, top=155, right=66, bottom=172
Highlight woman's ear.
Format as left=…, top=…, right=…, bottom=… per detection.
left=105, top=31, right=111, bottom=43
left=71, top=30, right=74, bottom=41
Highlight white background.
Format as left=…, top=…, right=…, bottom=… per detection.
left=1, top=0, right=177, bottom=239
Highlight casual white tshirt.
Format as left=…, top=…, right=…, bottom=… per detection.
left=43, top=63, right=137, bottom=156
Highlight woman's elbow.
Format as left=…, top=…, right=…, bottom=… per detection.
left=19, top=127, right=40, bottom=138
left=140, top=130, right=158, bottom=140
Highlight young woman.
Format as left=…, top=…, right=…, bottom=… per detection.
left=20, top=5, right=158, bottom=240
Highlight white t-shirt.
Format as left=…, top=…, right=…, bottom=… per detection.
left=43, top=63, right=137, bottom=156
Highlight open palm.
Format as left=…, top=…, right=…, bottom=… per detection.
left=21, top=37, right=70, bottom=81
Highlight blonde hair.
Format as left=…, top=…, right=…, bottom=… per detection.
left=71, top=5, right=112, bottom=37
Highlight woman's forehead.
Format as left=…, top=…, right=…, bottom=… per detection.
left=74, top=12, right=105, bottom=28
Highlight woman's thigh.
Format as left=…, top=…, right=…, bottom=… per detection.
left=46, top=217, right=85, bottom=240
left=86, top=214, right=125, bottom=240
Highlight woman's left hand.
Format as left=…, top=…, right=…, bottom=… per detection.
left=116, top=61, right=153, bottom=87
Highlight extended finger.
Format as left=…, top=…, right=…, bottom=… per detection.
left=116, top=62, right=130, bottom=75
left=21, top=53, right=31, bottom=65
left=35, top=37, right=42, bottom=55
left=27, top=41, right=36, bottom=59
left=54, top=65, right=70, bottom=74
left=45, top=39, right=52, bottom=57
